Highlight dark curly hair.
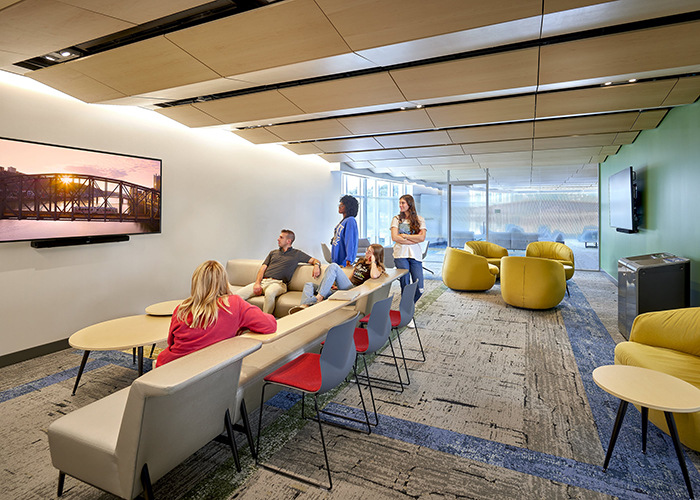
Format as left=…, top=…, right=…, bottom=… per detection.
left=340, top=195, right=359, bottom=217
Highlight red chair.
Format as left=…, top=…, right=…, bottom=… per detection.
left=255, top=313, right=362, bottom=490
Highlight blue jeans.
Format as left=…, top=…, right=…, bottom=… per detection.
left=300, top=263, right=353, bottom=305
left=394, top=257, right=423, bottom=302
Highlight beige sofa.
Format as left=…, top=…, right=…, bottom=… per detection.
left=227, top=259, right=346, bottom=317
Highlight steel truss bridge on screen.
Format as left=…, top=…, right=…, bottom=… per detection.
left=0, top=173, right=160, bottom=226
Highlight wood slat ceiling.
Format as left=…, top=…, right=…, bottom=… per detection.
left=3, top=0, right=700, bottom=188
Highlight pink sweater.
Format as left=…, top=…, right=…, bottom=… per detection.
left=156, top=294, right=276, bottom=367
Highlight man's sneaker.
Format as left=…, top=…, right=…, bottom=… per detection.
left=288, top=305, right=307, bottom=315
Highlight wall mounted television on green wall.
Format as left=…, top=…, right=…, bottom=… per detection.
left=609, top=166, right=638, bottom=234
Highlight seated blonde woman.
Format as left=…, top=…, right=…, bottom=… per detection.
left=290, top=244, right=386, bottom=313
left=156, top=260, right=277, bottom=367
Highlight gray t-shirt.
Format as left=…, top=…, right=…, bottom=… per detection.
left=262, top=247, right=312, bottom=283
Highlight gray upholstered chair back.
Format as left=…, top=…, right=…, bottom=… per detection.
left=318, top=313, right=360, bottom=393
left=115, top=338, right=259, bottom=499
left=365, top=295, right=393, bottom=353
left=397, top=281, right=418, bottom=329
left=321, top=242, right=333, bottom=263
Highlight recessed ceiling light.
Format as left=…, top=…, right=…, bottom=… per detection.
left=60, top=51, right=72, bottom=57
left=44, top=56, right=56, bottom=61
left=416, top=104, right=423, bottom=108
left=604, top=81, right=613, bottom=86
left=628, top=78, right=637, bottom=83
left=400, top=107, right=406, bottom=110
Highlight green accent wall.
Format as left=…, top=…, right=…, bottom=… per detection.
left=600, top=100, right=700, bottom=305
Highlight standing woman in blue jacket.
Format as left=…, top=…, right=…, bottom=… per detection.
left=331, top=195, right=359, bottom=267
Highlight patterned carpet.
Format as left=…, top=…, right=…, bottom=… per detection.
left=1, top=273, right=699, bottom=500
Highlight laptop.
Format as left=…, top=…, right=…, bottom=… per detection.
left=328, top=289, right=360, bottom=301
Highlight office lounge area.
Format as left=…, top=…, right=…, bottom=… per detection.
left=3, top=1, right=700, bottom=498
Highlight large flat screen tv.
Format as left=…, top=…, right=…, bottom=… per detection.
left=609, top=166, right=638, bottom=233
left=0, top=137, right=161, bottom=245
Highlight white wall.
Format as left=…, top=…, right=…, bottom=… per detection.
left=0, top=75, right=340, bottom=357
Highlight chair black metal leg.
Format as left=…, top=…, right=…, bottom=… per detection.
left=224, top=409, right=242, bottom=472
left=141, top=463, right=154, bottom=500
left=239, top=399, right=257, bottom=460
left=354, top=337, right=404, bottom=392
left=412, top=322, right=426, bottom=362
left=641, top=406, right=648, bottom=454
left=137, top=346, right=144, bottom=376
left=314, top=395, right=333, bottom=490
left=566, top=283, right=570, bottom=297
left=362, top=354, right=379, bottom=426
left=72, top=350, right=90, bottom=396
left=393, top=327, right=411, bottom=385
left=149, top=343, right=156, bottom=358
left=132, top=347, right=136, bottom=364
left=315, top=363, right=373, bottom=434
left=57, top=471, right=65, bottom=497
left=664, top=411, right=695, bottom=499
left=603, top=400, right=628, bottom=471
left=255, top=383, right=268, bottom=464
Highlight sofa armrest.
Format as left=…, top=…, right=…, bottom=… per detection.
left=630, top=307, right=700, bottom=357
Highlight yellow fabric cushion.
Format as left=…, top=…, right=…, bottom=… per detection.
left=442, top=247, right=496, bottom=291
left=500, top=256, right=566, bottom=309
left=630, top=307, right=700, bottom=357
left=525, top=241, right=575, bottom=280
left=615, top=341, right=700, bottom=451
left=464, top=241, right=508, bottom=269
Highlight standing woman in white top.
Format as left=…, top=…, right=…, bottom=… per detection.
left=391, top=194, right=427, bottom=302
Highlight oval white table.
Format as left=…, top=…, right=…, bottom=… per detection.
left=593, top=364, right=700, bottom=499
left=145, top=299, right=183, bottom=316
left=69, top=314, right=170, bottom=395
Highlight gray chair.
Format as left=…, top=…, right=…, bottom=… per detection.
left=49, top=337, right=261, bottom=500
left=321, top=242, right=333, bottom=263
left=256, top=313, right=361, bottom=490
left=420, top=240, right=433, bottom=274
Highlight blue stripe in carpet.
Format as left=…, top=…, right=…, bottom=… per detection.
left=0, top=350, right=152, bottom=403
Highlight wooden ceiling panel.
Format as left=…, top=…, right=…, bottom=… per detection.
left=364, top=158, right=423, bottom=168
left=338, top=109, right=434, bottom=135
left=428, top=95, right=536, bottom=128
left=613, top=131, right=640, bottom=145
left=536, top=80, right=677, bottom=118
left=631, top=109, right=668, bottom=130
left=534, top=133, right=618, bottom=150
left=58, top=0, right=212, bottom=25
left=534, top=147, right=603, bottom=160
left=461, top=139, right=533, bottom=154
left=315, top=137, right=383, bottom=153
left=192, top=90, right=304, bottom=125
left=400, top=145, right=464, bottom=158
left=137, top=77, right=253, bottom=101
left=662, top=75, right=700, bottom=106
left=391, top=48, right=540, bottom=101
left=319, top=153, right=352, bottom=163
left=540, top=21, right=700, bottom=86
left=266, top=120, right=353, bottom=142
left=447, top=122, right=534, bottom=143
left=282, top=143, right=325, bottom=155
left=280, top=73, right=406, bottom=114
left=316, top=0, right=541, bottom=51
left=375, top=131, right=451, bottom=149
left=534, top=112, right=639, bottom=137
left=599, top=146, right=621, bottom=155
left=165, top=0, right=351, bottom=78
left=0, top=48, right=31, bottom=67
left=345, top=161, right=374, bottom=169
left=65, top=36, right=220, bottom=97
left=0, top=0, right=133, bottom=57
left=346, top=150, right=407, bottom=161
left=472, top=151, right=533, bottom=163
left=418, top=156, right=476, bottom=165
left=28, top=64, right=126, bottom=102
left=155, top=104, right=224, bottom=128
left=231, top=127, right=284, bottom=145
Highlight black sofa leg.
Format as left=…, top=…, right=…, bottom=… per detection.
left=57, top=471, right=65, bottom=497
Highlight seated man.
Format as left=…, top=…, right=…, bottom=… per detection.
left=235, top=229, right=321, bottom=314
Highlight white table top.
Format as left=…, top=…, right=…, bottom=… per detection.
left=146, top=299, right=184, bottom=316
left=593, top=365, right=700, bottom=413
left=69, top=314, right=170, bottom=351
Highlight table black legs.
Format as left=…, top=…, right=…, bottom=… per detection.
left=72, top=350, right=91, bottom=396
left=603, top=401, right=695, bottom=500
left=603, top=400, right=628, bottom=470
left=137, top=346, right=144, bottom=376
left=664, top=411, right=695, bottom=499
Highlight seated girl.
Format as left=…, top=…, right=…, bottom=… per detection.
left=156, top=260, right=277, bottom=367
left=291, top=244, right=386, bottom=312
